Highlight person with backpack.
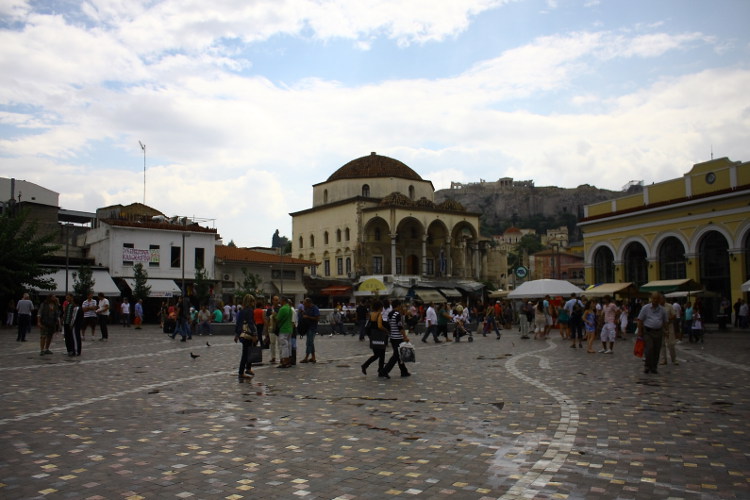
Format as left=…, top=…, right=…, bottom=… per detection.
left=565, top=294, right=584, bottom=349
left=361, top=300, right=388, bottom=376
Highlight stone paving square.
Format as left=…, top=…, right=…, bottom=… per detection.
left=0, top=324, right=748, bottom=499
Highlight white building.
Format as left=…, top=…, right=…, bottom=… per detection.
left=83, top=204, right=219, bottom=297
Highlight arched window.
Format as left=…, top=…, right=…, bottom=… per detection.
left=623, top=242, right=648, bottom=287
left=362, top=184, right=370, bottom=197
left=699, top=231, right=730, bottom=321
left=323, top=189, right=328, bottom=203
left=345, top=257, right=352, bottom=275
left=374, top=228, right=381, bottom=241
left=593, top=246, right=614, bottom=283
left=345, top=227, right=350, bottom=241
left=324, top=231, right=329, bottom=245
left=298, top=236, right=303, bottom=249
left=408, top=185, right=415, bottom=200
left=336, top=229, right=341, bottom=242
left=658, top=237, right=686, bottom=280
left=310, top=235, right=315, bottom=248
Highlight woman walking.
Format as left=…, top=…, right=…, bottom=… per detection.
left=234, top=294, right=258, bottom=380
left=361, top=300, right=388, bottom=376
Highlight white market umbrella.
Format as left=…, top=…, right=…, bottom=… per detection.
left=507, top=279, right=583, bottom=299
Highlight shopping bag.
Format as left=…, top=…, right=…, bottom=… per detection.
left=248, top=345, right=263, bottom=364
left=633, top=337, right=644, bottom=358
left=368, top=329, right=388, bottom=350
left=399, top=342, right=416, bottom=363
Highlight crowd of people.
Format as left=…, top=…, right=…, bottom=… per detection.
left=7, top=289, right=750, bottom=378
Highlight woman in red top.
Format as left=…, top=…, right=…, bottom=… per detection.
left=253, top=299, right=266, bottom=336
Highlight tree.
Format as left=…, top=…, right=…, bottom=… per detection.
left=132, top=263, right=151, bottom=302
left=235, top=267, right=262, bottom=301
left=73, top=265, right=96, bottom=298
left=0, top=209, right=59, bottom=298
left=193, top=267, right=211, bottom=305
left=508, top=234, right=545, bottom=270
left=227, top=239, right=237, bottom=248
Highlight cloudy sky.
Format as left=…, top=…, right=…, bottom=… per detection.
left=1, top=0, right=749, bottom=247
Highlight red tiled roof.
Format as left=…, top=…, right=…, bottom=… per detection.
left=216, top=246, right=314, bottom=265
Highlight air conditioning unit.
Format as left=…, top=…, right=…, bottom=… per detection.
left=223, top=274, right=231, bottom=281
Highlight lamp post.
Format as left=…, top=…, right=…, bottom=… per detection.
left=139, top=141, right=146, bottom=205
left=279, top=246, right=284, bottom=296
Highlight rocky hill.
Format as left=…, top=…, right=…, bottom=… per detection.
left=435, top=179, right=640, bottom=238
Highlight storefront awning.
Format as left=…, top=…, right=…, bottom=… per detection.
left=270, top=281, right=307, bottom=296
left=439, top=288, right=462, bottom=298
left=584, top=282, right=638, bottom=297
left=415, top=289, right=445, bottom=303
left=742, top=280, right=750, bottom=293
left=33, top=269, right=121, bottom=296
left=639, top=279, right=701, bottom=293
left=123, top=278, right=182, bottom=298
left=321, top=285, right=352, bottom=296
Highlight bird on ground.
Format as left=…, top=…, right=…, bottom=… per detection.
left=206, top=342, right=211, bottom=347
left=190, top=352, right=200, bottom=359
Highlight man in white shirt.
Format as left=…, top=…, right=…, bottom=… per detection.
left=421, top=302, right=440, bottom=343
left=672, top=301, right=683, bottom=342
left=96, top=292, right=110, bottom=340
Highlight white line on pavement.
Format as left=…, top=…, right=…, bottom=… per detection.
left=500, top=341, right=580, bottom=500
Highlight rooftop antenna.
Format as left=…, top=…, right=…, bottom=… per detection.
left=139, top=141, right=146, bottom=204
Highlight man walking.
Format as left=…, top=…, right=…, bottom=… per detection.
left=16, top=293, right=34, bottom=342
left=637, top=292, right=668, bottom=374
left=276, top=296, right=294, bottom=368
left=421, top=302, right=440, bottom=343
left=599, top=295, right=619, bottom=353
left=300, top=298, right=319, bottom=363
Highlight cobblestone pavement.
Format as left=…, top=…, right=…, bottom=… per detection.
left=1, top=324, right=748, bottom=499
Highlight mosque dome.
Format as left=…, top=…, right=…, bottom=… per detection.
left=327, top=152, right=423, bottom=182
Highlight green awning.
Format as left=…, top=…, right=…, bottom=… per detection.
left=639, top=278, right=701, bottom=293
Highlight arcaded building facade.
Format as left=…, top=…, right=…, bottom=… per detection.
left=580, top=157, right=750, bottom=319
left=290, top=153, right=497, bottom=282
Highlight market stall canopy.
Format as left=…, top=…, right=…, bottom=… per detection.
left=742, top=280, right=750, bottom=293
left=488, top=289, right=509, bottom=299
left=439, top=288, right=462, bottom=298
left=584, top=282, right=638, bottom=298
left=123, top=278, right=182, bottom=298
left=34, top=269, right=120, bottom=296
left=639, top=278, right=701, bottom=293
left=321, top=285, right=352, bottom=296
left=270, top=281, right=307, bottom=296
left=507, top=279, right=583, bottom=299
left=664, top=289, right=720, bottom=298
left=354, top=278, right=392, bottom=296
left=415, top=289, right=445, bottom=303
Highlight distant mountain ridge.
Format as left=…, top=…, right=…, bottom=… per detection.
left=435, top=179, right=641, bottom=239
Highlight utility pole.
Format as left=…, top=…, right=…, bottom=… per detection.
left=139, top=141, right=146, bottom=204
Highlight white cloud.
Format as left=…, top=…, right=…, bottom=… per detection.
left=0, top=3, right=747, bottom=246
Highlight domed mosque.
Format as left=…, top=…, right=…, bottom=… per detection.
left=291, top=152, right=504, bottom=301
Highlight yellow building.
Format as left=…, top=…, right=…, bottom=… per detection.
left=291, top=152, right=502, bottom=283
left=580, top=157, right=750, bottom=319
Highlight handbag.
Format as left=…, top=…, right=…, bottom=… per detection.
left=399, top=342, right=416, bottom=363
left=633, top=337, right=644, bottom=358
left=239, top=321, right=257, bottom=341
left=248, top=345, right=263, bottom=364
